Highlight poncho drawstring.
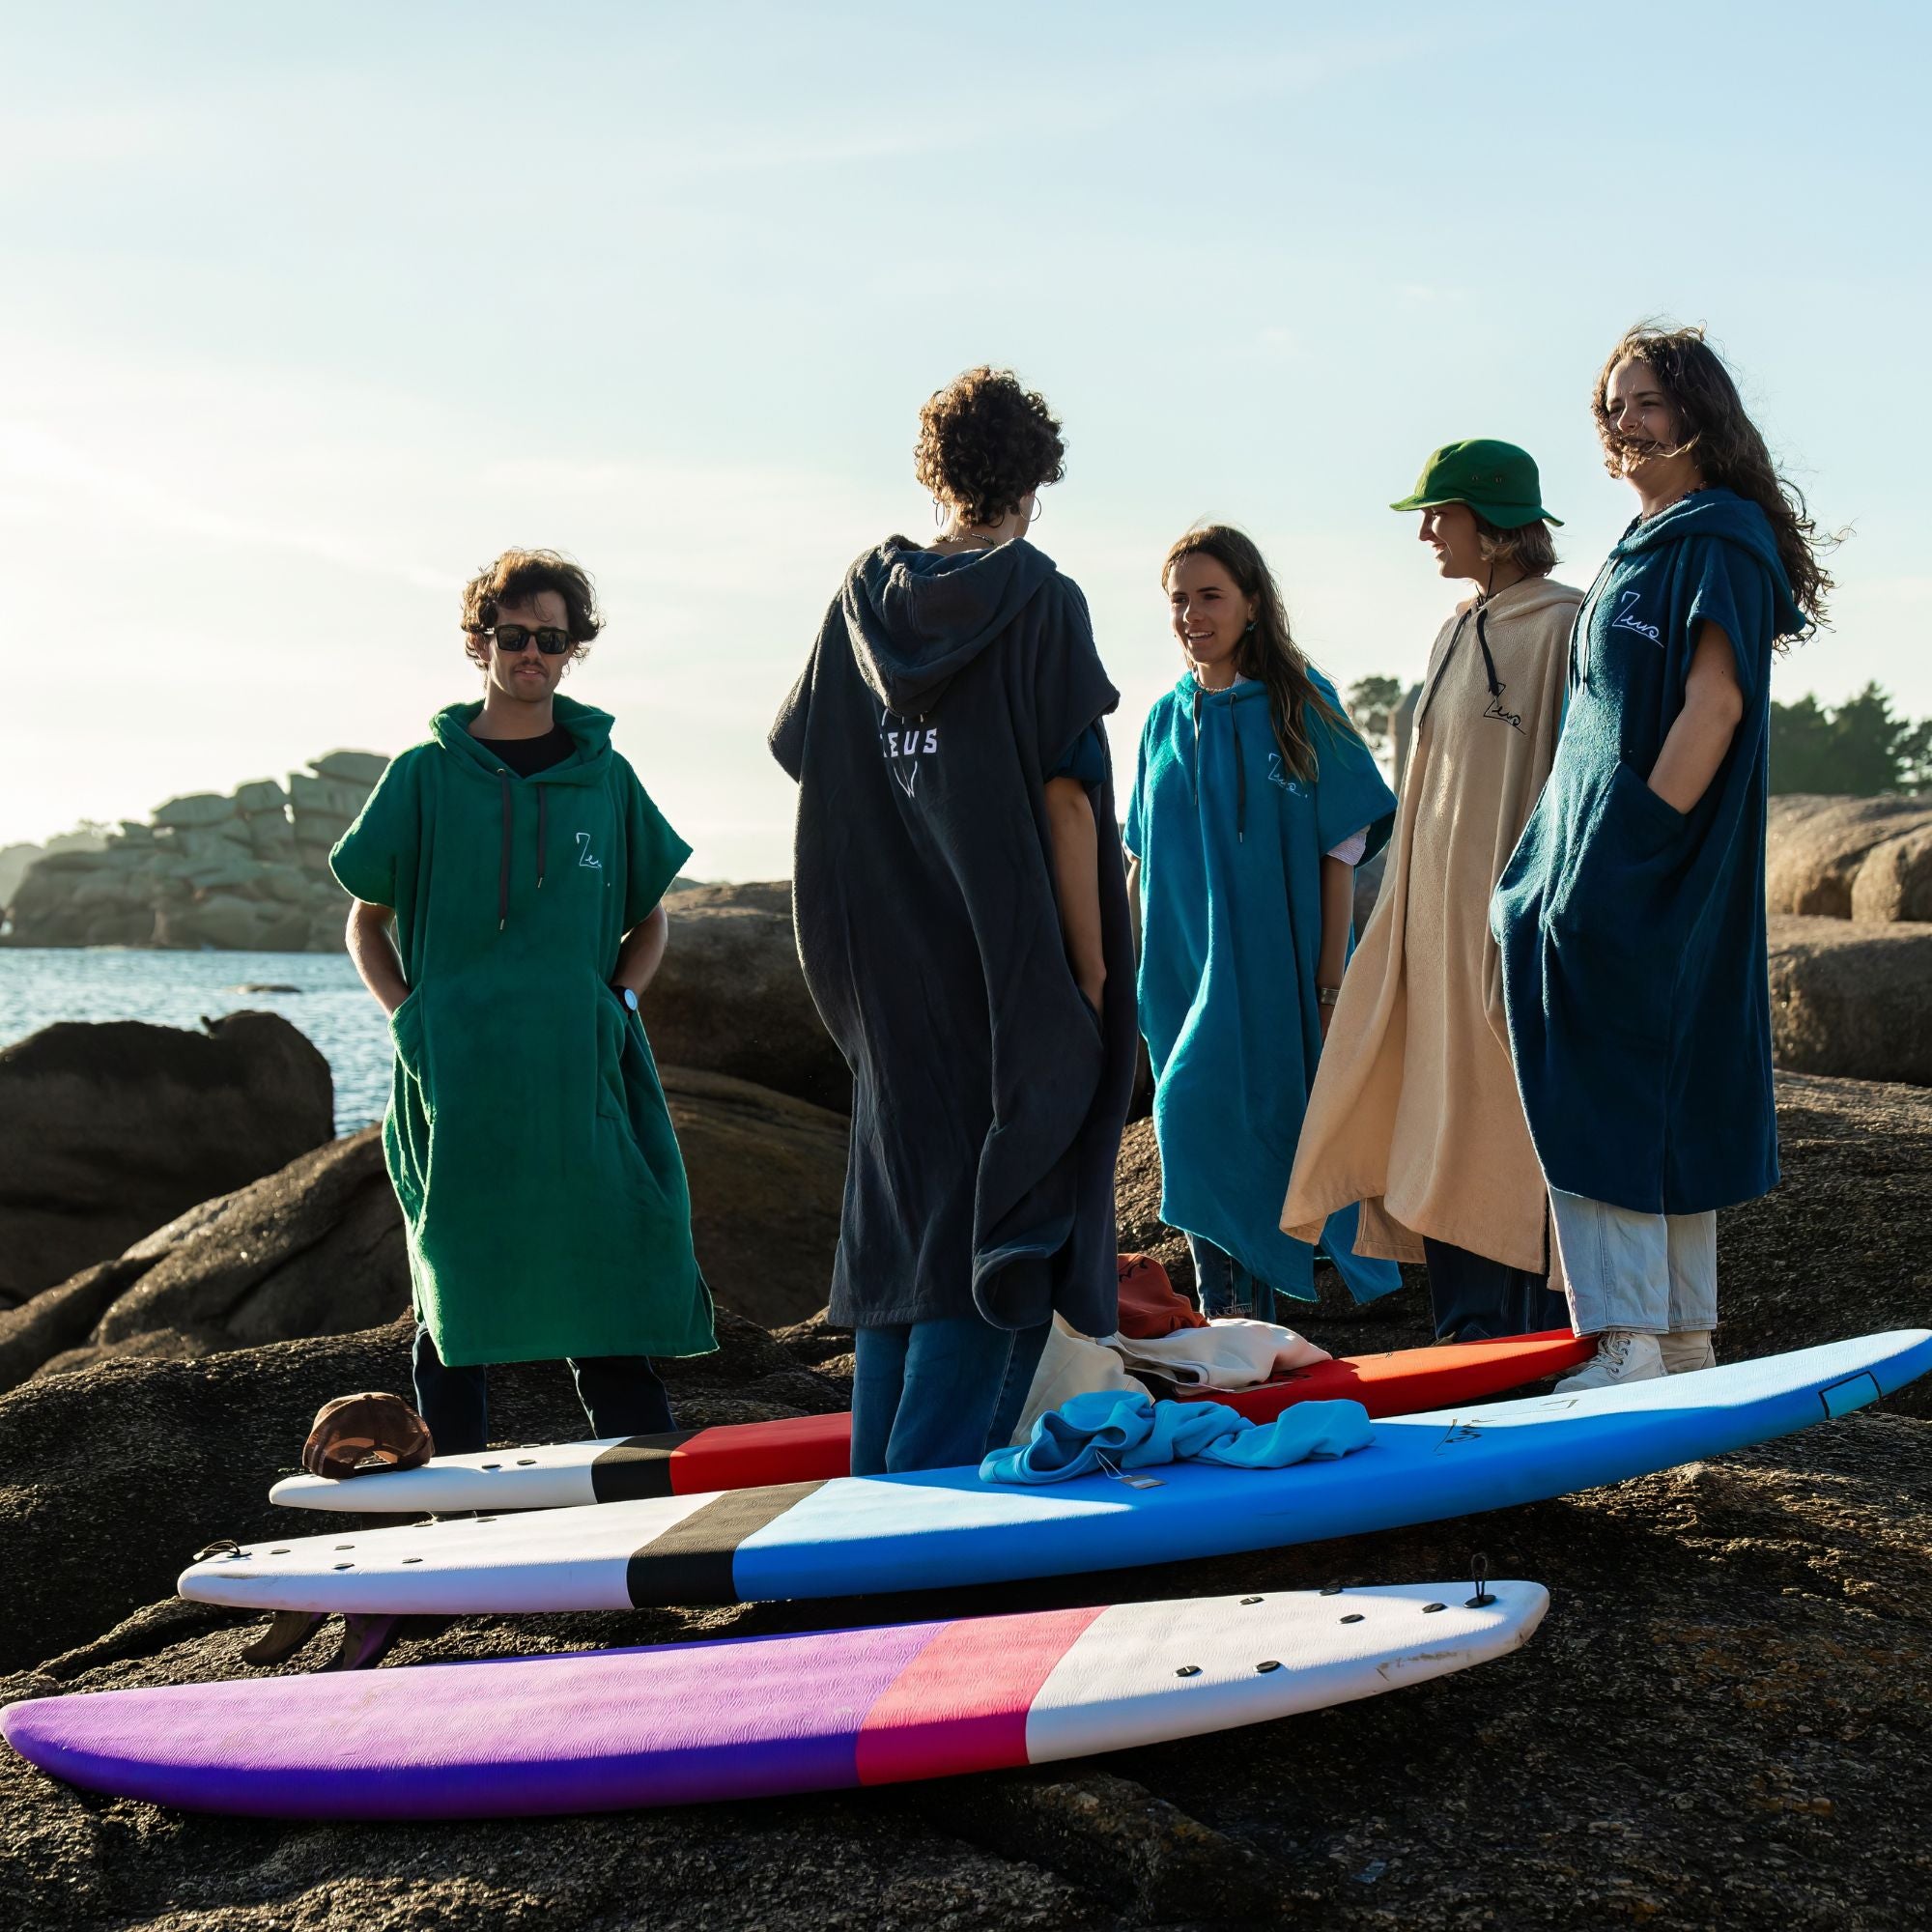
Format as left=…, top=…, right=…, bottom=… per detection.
left=1188, top=681, right=1246, bottom=841
left=497, top=772, right=512, bottom=931
left=495, top=774, right=550, bottom=928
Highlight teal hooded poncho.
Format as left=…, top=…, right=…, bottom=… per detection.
left=1127, top=668, right=1399, bottom=1304
left=1492, top=487, right=1805, bottom=1213
left=331, top=696, right=717, bottom=1367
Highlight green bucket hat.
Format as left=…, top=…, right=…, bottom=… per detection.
left=1390, top=438, right=1562, bottom=527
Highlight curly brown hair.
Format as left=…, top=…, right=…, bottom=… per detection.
left=460, top=549, right=602, bottom=669
left=914, top=367, right=1065, bottom=526
left=1162, top=525, right=1350, bottom=783
left=1593, top=324, right=1833, bottom=634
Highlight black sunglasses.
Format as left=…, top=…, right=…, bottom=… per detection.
left=491, top=625, right=572, bottom=657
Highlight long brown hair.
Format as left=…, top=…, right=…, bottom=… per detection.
left=1162, top=525, right=1349, bottom=782
left=1593, top=323, right=1833, bottom=634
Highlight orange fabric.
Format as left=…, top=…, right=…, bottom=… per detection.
left=1115, top=1253, right=1208, bottom=1339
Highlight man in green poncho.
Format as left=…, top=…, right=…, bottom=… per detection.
left=333, top=548, right=716, bottom=1453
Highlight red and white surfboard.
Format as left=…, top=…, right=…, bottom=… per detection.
left=270, top=1331, right=1592, bottom=1515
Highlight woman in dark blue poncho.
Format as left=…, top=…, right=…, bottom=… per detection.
left=1493, top=325, right=1833, bottom=1391
left=1128, top=526, right=1399, bottom=1322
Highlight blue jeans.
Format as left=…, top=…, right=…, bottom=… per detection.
left=1188, top=1234, right=1272, bottom=1322
left=1422, top=1236, right=1569, bottom=1343
left=410, top=1323, right=674, bottom=1456
left=850, top=1314, right=1051, bottom=1476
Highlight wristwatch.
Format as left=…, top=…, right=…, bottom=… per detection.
left=613, top=985, right=639, bottom=1013
left=1317, top=984, right=1342, bottom=1008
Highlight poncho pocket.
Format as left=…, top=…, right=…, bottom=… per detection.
left=1541, top=763, right=1690, bottom=1046
left=595, top=986, right=673, bottom=1210
left=384, top=990, right=432, bottom=1227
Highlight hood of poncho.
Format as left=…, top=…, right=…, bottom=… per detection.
left=429, top=695, right=616, bottom=783
left=840, top=537, right=1060, bottom=718
left=1610, top=487, right=1807, bottom=638
left=427, top=695, right=618, bottom=929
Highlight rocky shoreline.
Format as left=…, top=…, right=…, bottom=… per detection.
left=2, top=810, right=1930, bottom=1927
left=2, top=1037, right=1929, bottom=1926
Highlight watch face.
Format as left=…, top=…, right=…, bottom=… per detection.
left=621, top=987, right=639, bottom=1012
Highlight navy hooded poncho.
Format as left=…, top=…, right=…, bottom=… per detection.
left=1492, top=487, right=1806, bottom=1214
left=770, top=537, right=1136, bottom=1336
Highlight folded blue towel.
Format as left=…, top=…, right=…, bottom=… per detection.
left=980, top=1389, right=1373, bottom=1486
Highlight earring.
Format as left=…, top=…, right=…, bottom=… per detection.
left=933, top=499, right=947, bottom=527
left=1244, top=619, right=1256, bottom=633
left=1030, top=497, right=1044, bottom=525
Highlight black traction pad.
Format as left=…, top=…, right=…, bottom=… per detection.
left=625, top=1481, right=826, bottom=1605
left=590, top=1429, right=700, bottom=1503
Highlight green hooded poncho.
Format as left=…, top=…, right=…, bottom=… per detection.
left=331, top=696, right=716, bottom=1368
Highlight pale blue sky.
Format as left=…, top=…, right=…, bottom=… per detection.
left=5, top=1, right=1926, bottom=875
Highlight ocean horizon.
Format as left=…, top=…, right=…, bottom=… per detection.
left=0, top=948, right=390, bottom=1136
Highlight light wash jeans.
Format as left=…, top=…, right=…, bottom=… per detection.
left=1548, top=1190, right=1718, bottom=1338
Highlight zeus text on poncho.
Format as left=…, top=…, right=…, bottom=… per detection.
left=330, top=696, right=716, bottom=1367
left=770, top=538, right=1137, bottom=1335
left=1492, top=488, right=1805, bottom=1212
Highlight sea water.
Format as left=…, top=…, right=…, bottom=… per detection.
left=0, top=949, right=391, bottom=1135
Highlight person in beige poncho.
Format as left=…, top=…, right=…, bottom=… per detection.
left=1282, top=440, right=1578, bottom=1341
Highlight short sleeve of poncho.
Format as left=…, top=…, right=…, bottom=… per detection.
left=1307, top=675, right=1397, bottom=865
left=1033, top=579, right=1119, bottom=780
left=1683, top=536, right=1778, bottom=707
left=329, top=752, right=420, bottom=908
left=618, top=759, right=694, bottom=928
left=1123, top=713, right=1156, bottom=859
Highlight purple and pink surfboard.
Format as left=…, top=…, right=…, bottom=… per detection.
left=2, top=1581, right=1546, bottom=1819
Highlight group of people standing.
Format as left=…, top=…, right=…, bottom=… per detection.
left=337, top=320, right=1830, bottom=1478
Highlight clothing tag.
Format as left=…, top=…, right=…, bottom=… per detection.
left=1094, top=1450, right=1164, bottom=1490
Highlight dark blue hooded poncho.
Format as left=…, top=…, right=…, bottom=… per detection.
left=770, top=537, right=1136, bottom=1336
left=1492, top=487, right=1806, bottom=1214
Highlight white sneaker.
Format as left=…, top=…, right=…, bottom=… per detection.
left=1659, top=1331, right=1717, bottom=1375
left=1556, top=1330, right=1665, bottom=1393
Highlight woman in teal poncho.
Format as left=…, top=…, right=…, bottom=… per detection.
left=1127, top=526, right=1399, bottom=1321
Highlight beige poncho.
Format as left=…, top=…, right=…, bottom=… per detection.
left=1281, top=576, right=1581, bottom=1271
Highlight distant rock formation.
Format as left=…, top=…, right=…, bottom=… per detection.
left=2, top=751, right=389, bottom=951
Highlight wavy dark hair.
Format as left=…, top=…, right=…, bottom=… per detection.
left=1593, top=323, right=1833, bottom=633
left=1162, top=525, right=1350, bottom=783
left=914, top=366, right=1065, bottom=526
left=461, top=549, right=602, bottom=669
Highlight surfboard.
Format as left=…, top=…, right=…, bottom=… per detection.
left=267, top=1330, right=1595, bottom=1515
left=3, top=1580, right=1547, bottom=1819
left=181, top=1332, right=1931, bottom=1619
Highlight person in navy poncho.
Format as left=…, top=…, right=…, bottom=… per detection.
left=1128, top=525, right=1398, bottom=1321
left=771, top=368, right=1136, bottom=1476
left=1493, top=325, right=1831, bottom=1391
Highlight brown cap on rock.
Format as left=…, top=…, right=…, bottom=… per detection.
left=301, top=1391, right=435, bottom=1481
